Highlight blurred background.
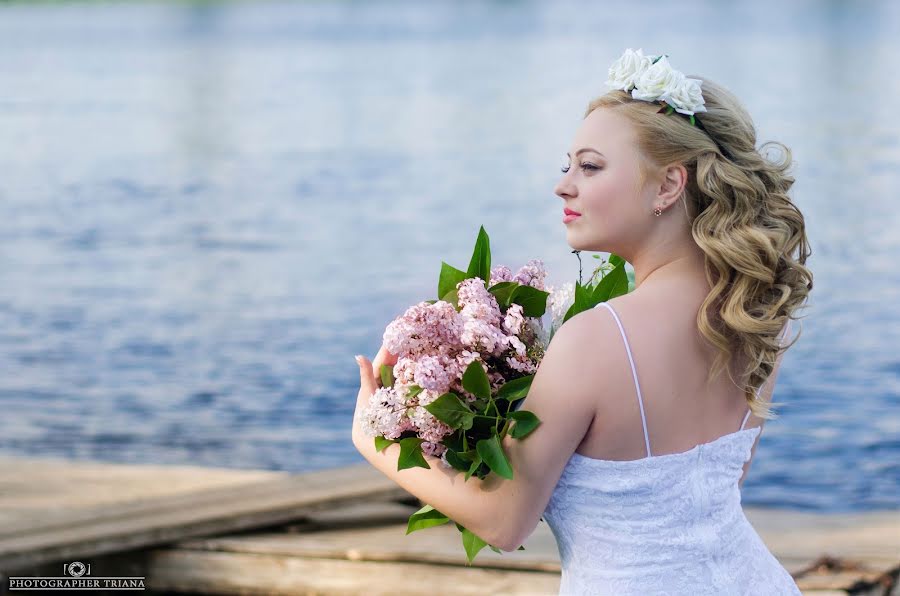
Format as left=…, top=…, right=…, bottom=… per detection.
left=0, top=0, right=897, bottom=514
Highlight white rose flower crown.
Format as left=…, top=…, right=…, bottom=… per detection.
left=605, top=48, right=733, bottom=159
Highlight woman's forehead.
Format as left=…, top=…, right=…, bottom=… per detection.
left=571, top=109, right=635, bottom=154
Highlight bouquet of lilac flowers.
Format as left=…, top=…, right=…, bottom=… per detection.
left=357, top=226, right=631, bottom=562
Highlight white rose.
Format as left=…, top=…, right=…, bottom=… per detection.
left=631, top=55, right=680, bottom=103
left=666, top=76, right=707, bottom=115
left=605, top=48, right=653, bottom=92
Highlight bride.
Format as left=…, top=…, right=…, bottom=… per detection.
left=353, top=49, right=813, bottom=594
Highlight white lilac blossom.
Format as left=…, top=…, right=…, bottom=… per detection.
left=548, top=281, right=576, bottom=333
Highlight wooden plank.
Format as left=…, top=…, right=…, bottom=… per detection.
left=143, top=549, right=563, bottom=596
left=0, top=458, right=408, bottom=572
left=175, top=519, right=561, bottom=572
left=744, top=507, right=900, bottom=571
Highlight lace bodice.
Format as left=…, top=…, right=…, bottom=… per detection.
left=540, top=302, right=800, bottom=595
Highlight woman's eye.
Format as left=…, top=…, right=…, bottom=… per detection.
left=560, top=163, right=599, bottom=174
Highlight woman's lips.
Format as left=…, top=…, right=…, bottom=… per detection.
left=563, top=208, right=581, bottom=223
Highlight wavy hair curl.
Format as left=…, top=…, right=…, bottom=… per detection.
left=587, top=79, right=813, bottom=419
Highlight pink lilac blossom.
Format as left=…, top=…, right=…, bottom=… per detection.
left=409, top=389, right=454, bottom=443
left=457, top=278, right=507, bottom=355
left=489, top=265, right=513, bottom=286
left=413, top=354, right=460, bottom=394
left=364, top=262, right=552, bottom=465
left=383, top=300, right=464, bottom=358
left=392, top=357, right=417, bottom=385
left=513, top=259, right=548, bottom=291
left=456, top=278, right=502, bottom=326
left=506, top=353, right=538, bottom=374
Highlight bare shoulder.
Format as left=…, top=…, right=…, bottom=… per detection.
left=549, top=297, right=636, bottom=392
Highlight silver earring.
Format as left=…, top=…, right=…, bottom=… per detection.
left=654, top=206, right=663, bottom=217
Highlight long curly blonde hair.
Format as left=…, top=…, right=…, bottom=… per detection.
left=588, top=79, right=813, bottom=420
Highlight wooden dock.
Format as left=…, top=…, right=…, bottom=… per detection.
left=0, top=455, right=897, bottom=595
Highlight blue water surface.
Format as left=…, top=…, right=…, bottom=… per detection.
left=0, top=0, right=898, bottom=512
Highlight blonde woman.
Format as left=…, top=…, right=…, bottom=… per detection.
left=353, top=49, right=812, bottom=594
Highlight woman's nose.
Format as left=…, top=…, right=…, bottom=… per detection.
left=554, top=177, right=576, bottom=199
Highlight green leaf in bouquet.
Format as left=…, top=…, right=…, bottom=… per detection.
left=487, top=281, right=519, bottom=309
left=406, top=504, right=450, bottom=534
left=438, top=261, right=468, bottom=302
left=464, top=451, right=482, bottom=480
left=397, top=437, right=431, bottom=471
left=465, top=225, right=491, bottom=287
left=424, top=392, right=475, bottom=431
left=508, top=410, right=541, bottom=439
left=476, top=434, right=514, bottom=480
left=470, top=396, right=489, bottom=411
left=440, top=287, right=460, bottom=310
left=374, top=436, right=395, bottom=453
left=460, top=526, right=490, bottom=564
left=562, top=280, right=595, bottom=324
left=462, top=360, right=491, bottom=400
left=608, top=253, right=626, bottom=267
left=592, top=262, right=627, bottom=303
left=509, top=284, right=550, bottom=318
left=406, top=385, right=424, bottom=398
left=442, top=448, right=471, bottom=472
left=379, top=364, right=394, bottom=389
left=496, top=374, right=533, bottom=403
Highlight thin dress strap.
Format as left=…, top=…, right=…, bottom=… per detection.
left=597, top=302, right=652, bottom=458
left=740, top=318, right=793, bottom=431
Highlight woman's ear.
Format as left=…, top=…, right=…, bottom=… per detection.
left=657, top=163, right=688, bottom=204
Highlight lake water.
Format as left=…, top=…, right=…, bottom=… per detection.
left=0, top=0, right=898, bottom=513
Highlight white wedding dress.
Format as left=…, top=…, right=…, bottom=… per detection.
left=541, top=302, right=801, bottom=595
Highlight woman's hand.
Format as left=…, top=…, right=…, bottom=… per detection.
left=353, top=345, right=399, bottom=443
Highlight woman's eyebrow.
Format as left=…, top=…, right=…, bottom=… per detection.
left=565, top=148, right=605, bottom=158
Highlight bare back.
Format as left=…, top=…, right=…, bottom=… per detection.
left=575, top=274, right=791, bottom=485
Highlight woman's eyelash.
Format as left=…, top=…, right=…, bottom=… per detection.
left=560, top=163, right=600, bottom=173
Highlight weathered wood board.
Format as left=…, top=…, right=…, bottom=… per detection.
left=0, top=455, right=406, bottom=572
left=1, top=455, right=897, bottom=595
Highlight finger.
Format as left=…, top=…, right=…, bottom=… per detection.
left=356, top=355, right=377, bottom=396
